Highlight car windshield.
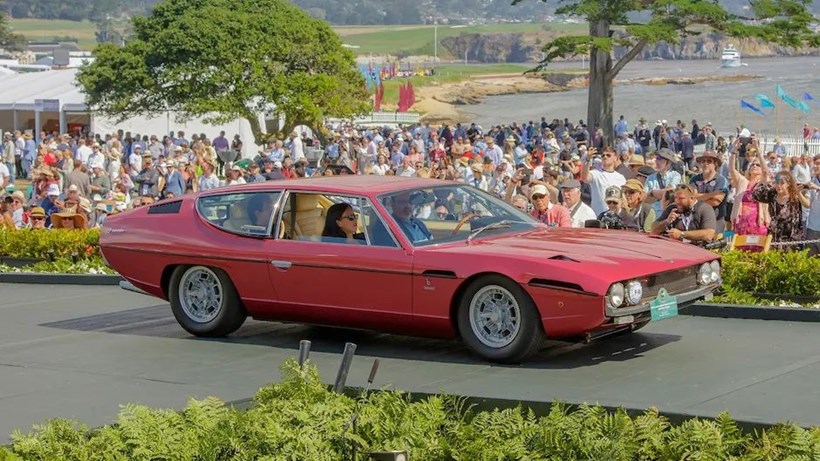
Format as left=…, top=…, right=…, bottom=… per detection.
left=378, top=184, right=539, bottom=247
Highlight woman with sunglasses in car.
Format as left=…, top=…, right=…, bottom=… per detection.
left=322, top=203, right=365, bottom=244
left=728, top=149, right=769, bottom=237
left=752, top=170, right=810, bottom=245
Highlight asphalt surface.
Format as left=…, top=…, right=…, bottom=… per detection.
left=1, top=284, right=819, bottom=442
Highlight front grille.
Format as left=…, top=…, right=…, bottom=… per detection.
left=643, top=266, right=698, bottom=299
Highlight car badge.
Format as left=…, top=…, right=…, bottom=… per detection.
left=424, top=278, right=435, bottom=291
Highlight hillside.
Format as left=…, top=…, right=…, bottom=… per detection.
left=6, top=0, right=819, bottom=23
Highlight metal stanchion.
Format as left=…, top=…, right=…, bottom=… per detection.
left=333, top=342, right=357, bottom=394
left=297, top=340, right=311, bottom=367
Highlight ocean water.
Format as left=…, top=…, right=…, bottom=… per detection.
left=461, top=56, right=819, bottom=136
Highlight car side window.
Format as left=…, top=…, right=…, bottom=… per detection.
left=196, top=192, right=281, bottom=237
left=276, top=193, right=398, bottom=248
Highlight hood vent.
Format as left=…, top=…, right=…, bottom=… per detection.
left=548, top=255, right=579, bottom=263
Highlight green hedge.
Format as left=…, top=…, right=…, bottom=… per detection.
left=0, top=256, right=114, bottom=275
left=720, top=250, right=820, bottom=298
left=1, top=360, right=818, bottom=460
left=0, top=229, right=100, bottom=260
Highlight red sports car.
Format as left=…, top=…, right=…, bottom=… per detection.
left=100, top=176, right=721, bottom=363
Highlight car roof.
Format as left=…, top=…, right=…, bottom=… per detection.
left=212, top=176, right=453, bottom=197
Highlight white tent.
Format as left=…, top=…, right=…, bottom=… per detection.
left=0, top=68, right=262, bottom=158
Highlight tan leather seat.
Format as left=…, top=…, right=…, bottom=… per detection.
left=282, top=194, right=325, bottom=240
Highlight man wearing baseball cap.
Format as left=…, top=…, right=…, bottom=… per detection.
left=530, top=184, right=571, bottom=228
left=41, top=183, right=62, bottom=228
left=689, top=149, right=728, bottom=233
left=560, top=179, right=595, bottom=228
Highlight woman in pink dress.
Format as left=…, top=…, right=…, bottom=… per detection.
left=728, top=150, right=769, bottom=238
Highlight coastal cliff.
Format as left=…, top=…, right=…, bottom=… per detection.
left=440, top=32, right=820, bottom=63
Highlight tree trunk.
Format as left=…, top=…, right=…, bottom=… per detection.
left=246, top=114, right=264, bottom=146
left=587, top=18, right=614, bottom=148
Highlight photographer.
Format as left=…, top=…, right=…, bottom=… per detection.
left=651, top=184, right=717, bottom=243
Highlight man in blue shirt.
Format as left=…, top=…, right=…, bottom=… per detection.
left=614, top=115, right=628, bottom=138
left=390, top=191, right=432, bottom=243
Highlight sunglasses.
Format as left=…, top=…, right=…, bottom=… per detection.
left=603, top=153, right=616, bottom=158
left=30, top=216, right=44, bottom=221
left=749, top=163, right=761, bottom=168
left=623, top=189, right=639, bottom=195
left=699, top=158, right=715, bottom=164
left=531, top=194, right=547, bottom=200
left=775, top=177, right=790, bottom=184
left=340, top=214, right=359, bottom=221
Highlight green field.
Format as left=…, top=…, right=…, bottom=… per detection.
left=10, top=19, right=585, bottom=57
left=341, top=23, right=587, bottom=57
left=9, top=18, right=99, bottom=50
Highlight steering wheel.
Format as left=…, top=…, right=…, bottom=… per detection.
left=452, top=212, right=479, bottom=235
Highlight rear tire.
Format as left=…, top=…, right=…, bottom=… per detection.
left=169, top=265, right=246, bottom=337
left=457, top=275, right=545, bottom=363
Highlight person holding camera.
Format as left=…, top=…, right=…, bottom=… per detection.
left=581, top=146, right=626, bottom=215
left=651, top=184, right=717, bottom=243
left=644, top=148, right=682, bottom=214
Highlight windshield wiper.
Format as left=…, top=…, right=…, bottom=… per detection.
left=467, top=220, right=527, bottom=244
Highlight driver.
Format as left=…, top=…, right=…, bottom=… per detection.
left=390, top=191, right=432, bottom=243
left=247, top=193, right=276, bottom=228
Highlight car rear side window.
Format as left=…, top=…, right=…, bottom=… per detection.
left=196, top=192, right=282, bottom=237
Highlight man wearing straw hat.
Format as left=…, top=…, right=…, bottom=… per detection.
left=51, top=210, right=87, bottom=230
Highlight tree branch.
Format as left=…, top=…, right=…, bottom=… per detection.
left=608, top=38, right=647, bottom=80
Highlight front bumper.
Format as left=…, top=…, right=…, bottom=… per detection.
left=605, top=282, right=719, bottom=318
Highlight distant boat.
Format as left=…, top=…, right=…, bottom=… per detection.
left=720, top=45, right=742, bottom=68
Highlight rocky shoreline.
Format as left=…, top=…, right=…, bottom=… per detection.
left=411, top=72, right=762, bottom=124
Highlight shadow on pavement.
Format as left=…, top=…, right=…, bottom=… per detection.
left=40, top=305, right=681, bottom=369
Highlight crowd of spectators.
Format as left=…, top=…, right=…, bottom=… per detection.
left=1, top=118, right=818, bottom=256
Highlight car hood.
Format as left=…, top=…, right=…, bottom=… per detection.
left=421, top=227, right=718, bottom=294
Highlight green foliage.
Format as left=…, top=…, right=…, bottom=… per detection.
left=0, top=7, right=25, bottom=52
left=0, top=228, right=100, bottom=259
left=2, top=359, right=819, bottom=459
left=720, top=250, right=820, bottom=298
left=0, top=256, right=114, bottom=274
left=76, top=0, right=371, bottom=144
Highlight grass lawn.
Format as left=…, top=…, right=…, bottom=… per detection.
left=9, top=18, right=99, bottom=50
left=9, top=19, right=585, bottom=55
left=341, top=22, right=587, bottom=56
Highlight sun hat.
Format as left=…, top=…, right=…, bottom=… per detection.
left=656, top=148, right=676, bottom=163
left=627, top=154, right=646, bottom=166
left=637, top=166, right=655, bottom=177
left=29, top=207, right=46, bottom=218
left=51, top=211, right=87, bottom=229
left=623, top=179, right=644, bottom=193
left=46, top=184, right=61, bottom=196
left=11, top=190, right=25, bottom=202
left=696, top=149, right=723, bottom=166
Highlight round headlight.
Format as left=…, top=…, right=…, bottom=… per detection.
left=625, top=280, right=643, bottom=305
left=709, top=260, right=721, bottom=283
left=698, top=263, right=711, bottom=285
left=607, top=282, right=625, bottom=308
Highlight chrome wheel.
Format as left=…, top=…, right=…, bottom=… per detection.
left=178, top=266, right=223, bottom=323
left=469, top=285, right=521, bottom=348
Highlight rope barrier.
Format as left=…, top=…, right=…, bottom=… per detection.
left=769, top=239, right=820, bottom=247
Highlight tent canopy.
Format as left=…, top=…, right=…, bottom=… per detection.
left=0, top=69, right=261, bottom=157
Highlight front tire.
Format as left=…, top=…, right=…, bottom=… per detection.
left=169, top=265, right=246, bottom=337
left=457, top=275, right=545, bottom=363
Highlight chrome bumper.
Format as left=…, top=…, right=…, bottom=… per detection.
left=605, top=282, right=719, bottom=317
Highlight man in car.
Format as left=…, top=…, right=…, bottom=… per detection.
left=389, top=191, right=432, bottom=243
left=651, top=184, right=717, bottom=244
left=248, top=193, right=276, bottom=229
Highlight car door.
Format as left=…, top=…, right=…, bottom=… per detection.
left=264, top=192, right=413, bottom=331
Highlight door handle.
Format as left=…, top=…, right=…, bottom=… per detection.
left=271, top=260, right=292, bottom=270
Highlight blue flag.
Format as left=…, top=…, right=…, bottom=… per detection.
left=776, top=85, right=802, bottom=111
left=804, top=92, right=815, bottom=102
left=740, top=100, right=766, bottom=117
left=755, top=94, right=775, bottom=109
